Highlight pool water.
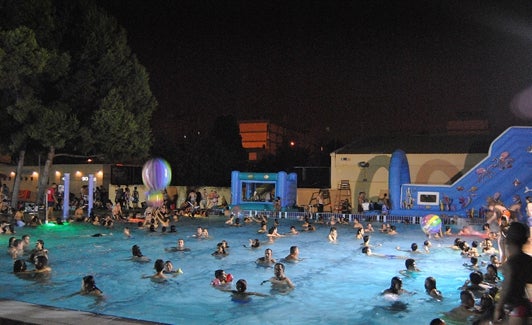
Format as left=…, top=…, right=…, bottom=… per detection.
left=0, top=217, right=491, bottom=324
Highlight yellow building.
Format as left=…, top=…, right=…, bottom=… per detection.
left=329, top=133, right=492, bottom=210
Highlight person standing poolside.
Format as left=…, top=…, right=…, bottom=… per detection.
left=256, top=248, right=276, bottom=266
left=261, top=262, right=295, bottom=291
left=46, top=183, right=58, bottom=222
left=493, top=222, right=532, bottom=324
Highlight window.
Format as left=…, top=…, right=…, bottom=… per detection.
left=417, top=191, right=439, bottom=206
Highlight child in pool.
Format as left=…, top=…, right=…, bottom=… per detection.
left=222, top=279, right=268, bottom=302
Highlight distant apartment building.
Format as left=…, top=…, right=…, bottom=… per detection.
left=239, top=120, right=309, bottom=161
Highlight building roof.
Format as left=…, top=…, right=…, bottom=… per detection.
left=334, top=132, right=495, bottom=154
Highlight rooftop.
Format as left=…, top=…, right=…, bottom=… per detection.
left=334, top=132, right=495, bottom=155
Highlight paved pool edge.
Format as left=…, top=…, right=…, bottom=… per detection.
left=0, top=299, right=168, bottom=325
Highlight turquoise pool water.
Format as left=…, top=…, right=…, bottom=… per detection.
left=0, top=217, right=490, bottom=324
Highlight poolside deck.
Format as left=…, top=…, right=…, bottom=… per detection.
left=0, top=300, right=167, bottom=325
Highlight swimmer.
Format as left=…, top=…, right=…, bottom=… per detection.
left=257, top=221, right=267, bottom=233
left=362, top=247, right=407, bottom=260
left=256, top=248, right=276, bottom=266
left=28, top=239, right=48, bottom=263
left=143, top=259, right=167, bottom=282
left=429, top=318, right=446, bottom=325
left=396, top=243, right=422, bottom=254
left=365, top=223, right=374, bottom=233
left=261, top=262, right=295, bottom=290
left=13, top=259, right=27, bottom=274
left=212, top=243, right=228, bottom=257
left=483, top=264, right=500, bottom=285
left=283, top=246, right=300, bottom=263
left=9, top=239, right=24, bottom=259
left=463, top=257, right=480, bottom=271
left=211, top=269, right=233, bottom=287
left=353, top=219, right=363, bottom=229
left=267, top=226, right=284, bottom=239
left=288, top=225, right=299, bottom=235
left=221, top=279, right=268, bottom=302
left=444, top=226, right=453, bottom=236
left=81, top=275, right=104, bottom=296
left=387, top=225, right=398, bottom=235
left=382, top=276, right=411, bottom=295
left=399, top=258, right=421, bottom=276
left=444, top=290, right=479, bottom=322
left=424, top=277, right=443, bottom=300
left=131, top=245, right=150, bottom=262
left=328, top=227, right=338, bottom=242
left=423, top=240, right=432, bottom=253
left=165, top=239, right=191, bottom=252
left=163, top=260, right=183, bottom=276
left=244, top=239, right=261, bottom=249
left=21, top=235, right=31, bottom=252
left=460, top=271, right=491, bottom=298
left=123, top=227, right=131, bottom=238
left=356, top=228, right=365, bottom=240
left=32, top=255, right=52, bottom=273
left=193, top=226, right=203, bottom=238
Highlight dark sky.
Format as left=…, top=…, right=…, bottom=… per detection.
left=98, top=0, right=532, bottom=143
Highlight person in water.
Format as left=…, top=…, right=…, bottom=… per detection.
left=163, top=260, right=183, bottom=275
left=166, top=239, right=190, bottom=252
left=424, top=276, right=443, bottom=300
left=256, top=248, right=276, bottom=266
left=362, top=247, right=407, bottom=260
left=211, top=269, right=233, bottom=287
left=382, top=276, right=411, bottom=295
left=81, top=275, right=104, bottom=296
left=143, top=259, right=167, bottom=282
left=283, top=246, right=300, bottom=263
left=444, top=290, right=479, bottom=323
left=222, top=279, right=268, bottom=302
left=131, top=244, right=150, bottom=262
left=261, top=263, right=295, bottom=290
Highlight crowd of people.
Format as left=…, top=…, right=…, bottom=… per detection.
left=3, top=193, right=532, bottom=324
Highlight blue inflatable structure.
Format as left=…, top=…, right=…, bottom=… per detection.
left=231, top=171, right=297, bottom=211
left=388, top=126, right=532, bottom=218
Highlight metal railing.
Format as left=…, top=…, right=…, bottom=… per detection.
left=233, top=210, right=486, bottom=225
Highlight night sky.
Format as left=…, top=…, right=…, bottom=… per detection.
left=98, top=0, right=532, bottom=143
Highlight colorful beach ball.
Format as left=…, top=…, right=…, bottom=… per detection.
left=146, top=190, right=164, bottom=208
left=421, top=214, right=442, bottom=235
left=142, top=158, right=172, bottom=191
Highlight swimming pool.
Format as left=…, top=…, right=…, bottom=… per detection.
left=0, top=217, right=489, bottom=324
